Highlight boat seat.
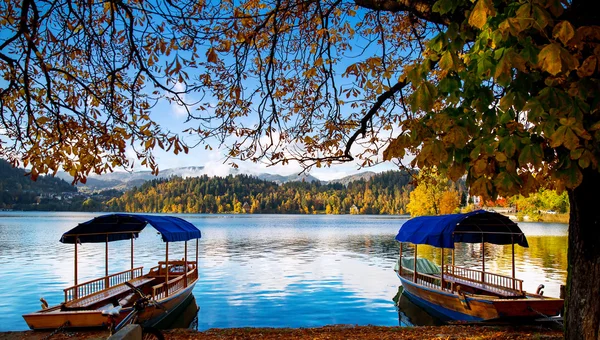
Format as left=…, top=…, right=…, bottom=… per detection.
left=63, top=277, right=155, bottom=309
left=443, top=273, right=524, bottom=298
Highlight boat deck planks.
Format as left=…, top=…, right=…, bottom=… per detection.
left=64, top=277, right=155, bottom=309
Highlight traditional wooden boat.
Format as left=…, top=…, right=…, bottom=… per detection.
left=22, top=214, right=201, bottom=330
left=394, top=210, right=564, bottom=321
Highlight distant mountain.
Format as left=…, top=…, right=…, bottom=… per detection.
left=328, top=171, right=376, bottom=186
left=57, top=166, right=326, bottom=191
left=256, top=173, right=321, bottom=184
left=56, top=166, right=206, bottom=191
left=55, top=163, right=389, bottom=192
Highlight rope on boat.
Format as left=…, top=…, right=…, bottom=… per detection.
left=41, top=321, right=71, bottom=340
left=528, top=306, right=564, bottom=328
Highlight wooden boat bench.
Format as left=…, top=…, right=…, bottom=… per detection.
left=62, top=277, right=155, bottom=310
left=443, top=273, right=524, bottom=298
left=149, top=260, right=195, bottom=277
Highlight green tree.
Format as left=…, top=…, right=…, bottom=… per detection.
left=2, top=0, right=600, bottom=337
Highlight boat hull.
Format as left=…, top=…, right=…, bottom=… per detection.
left=398, top=275, right=563, bottom=321
left=22, top=280, right=196, bottom=330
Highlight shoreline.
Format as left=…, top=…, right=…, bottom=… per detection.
left=0, top=325, right=563, bottom=340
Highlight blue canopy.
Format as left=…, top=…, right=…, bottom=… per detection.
left=60, top=214, right=201, bottom=244
left=395, top=210, right=528, bottom=249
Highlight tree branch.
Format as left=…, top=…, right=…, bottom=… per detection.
left=344, top=79, right=407, bottom=159
left=353, top=0, right=461, bottom=25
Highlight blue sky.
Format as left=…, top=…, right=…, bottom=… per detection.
left=134, top=95, right=399, bottom=181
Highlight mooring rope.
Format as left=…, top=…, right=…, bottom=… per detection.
left=41, top=321, right=72, bottom=340
left=528, top=306, right=564, bottom=328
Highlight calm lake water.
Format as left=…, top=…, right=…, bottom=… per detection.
left=0, top=212, right=568, bottom=331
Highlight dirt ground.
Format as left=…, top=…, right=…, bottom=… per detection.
left=0, top=325, right=563, bottom=340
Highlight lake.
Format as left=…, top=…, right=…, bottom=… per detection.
left=0, top=212, right=568, bottom=331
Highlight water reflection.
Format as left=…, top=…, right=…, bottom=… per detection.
left=155, top=294, right=199, bottom=330
left=0, top=213, right=567, bottom=331
left=393, top=286, right=444, bottom=326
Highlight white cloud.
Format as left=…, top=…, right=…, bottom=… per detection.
left=170, top=82, right=189, bottom=118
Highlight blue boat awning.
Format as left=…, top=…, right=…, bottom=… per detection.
left=60, top=214, right=201, bottom=244
left=395, top=210, right=528, bottom=249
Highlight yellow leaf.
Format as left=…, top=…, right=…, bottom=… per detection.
left=553, top=21, right=575, bottom=46
left=474, top=158, right=487, bottom=176
left=439, top=51, right=454, bottom=70
left=494, top=151, right=507, bottom=162
left=383, top=137, right=406, bottom=160
left=468, top=0, right=496, bottom=29
left=537, top=43, right=578, bottom=75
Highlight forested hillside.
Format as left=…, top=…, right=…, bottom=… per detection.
left=107, top=170, right=417, bottom=214
left=0, top=159, right=77, bottom=209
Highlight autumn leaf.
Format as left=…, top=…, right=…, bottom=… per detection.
left=494, top=172, right=519, bottom=195
left=439, top=50, right=455, bottom=70
left=550, top=126, right=580, bottom=150
left=471, top=176, right=493, bottom=199
left=207, top=48, right=218, bottom=63
left=468, top=0, right=496, bottom=29
left=473, top=158, right=488, bottom=176
left=557, top=165, right=583, bottom=188
left=383, top=136, right=406, bottom=160
left=494, top=151, right=507, bottom=162
left=538, top=43, right=579, bottom=75
left=577, top=55, right=597, bottom=78
left=409, top=81, right=438, bottom=112
left=432, top=0, right=455, bottom=15
left=553, top=21, right=575, bottom=46
left=518, top=144, right=543, bottom=168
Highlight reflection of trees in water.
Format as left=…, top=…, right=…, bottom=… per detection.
left=396, top=236, right=567, bottom=296
left=397, top=237, right=566, bottom=272
left=198, top=228, right=567, bottom=292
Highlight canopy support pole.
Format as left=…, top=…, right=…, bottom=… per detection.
left=165, top=242, right=169, bottom=297
left=74, top=237, right=78, bottom=299
left=399, top=242, right=402, bottom=276
left=184, top=241, right=188, bottom=287
left=441, top=248, right=445, bottom=290
left=452, top=248, right=455, bottom=274
left=511, top=235, right=515, bottom=289
left=105, top=234, right=109, bottom=289
left=196, top=239, right=199, bottom=269
left=413, top=244, right=418, bottom=283
left=481, top=235, right=485, bottom=283
left=131, top=234, right=134, bottom=274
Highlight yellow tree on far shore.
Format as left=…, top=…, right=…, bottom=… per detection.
left=406, top=168, right=461, bottom=217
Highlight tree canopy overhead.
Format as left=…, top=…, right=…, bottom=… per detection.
left=2, top=0, right=600, bottom=338
left=3, top=0, right=599, bottom=198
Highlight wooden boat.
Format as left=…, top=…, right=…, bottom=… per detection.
left=22, top=214, right=202, bottom=330
left=394, top=210, right=564, bottom=321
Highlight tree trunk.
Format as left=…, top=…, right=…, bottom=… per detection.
left=566, top=168, right=600, bottom=339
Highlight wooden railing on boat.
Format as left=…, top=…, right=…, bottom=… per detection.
left=398, top=264, right=523, bottom=296
left=64, top=267, right=144, bottom=302
left=151, top=268, right=198, bottom=300
left=443, top=264, right=523, bottom=293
